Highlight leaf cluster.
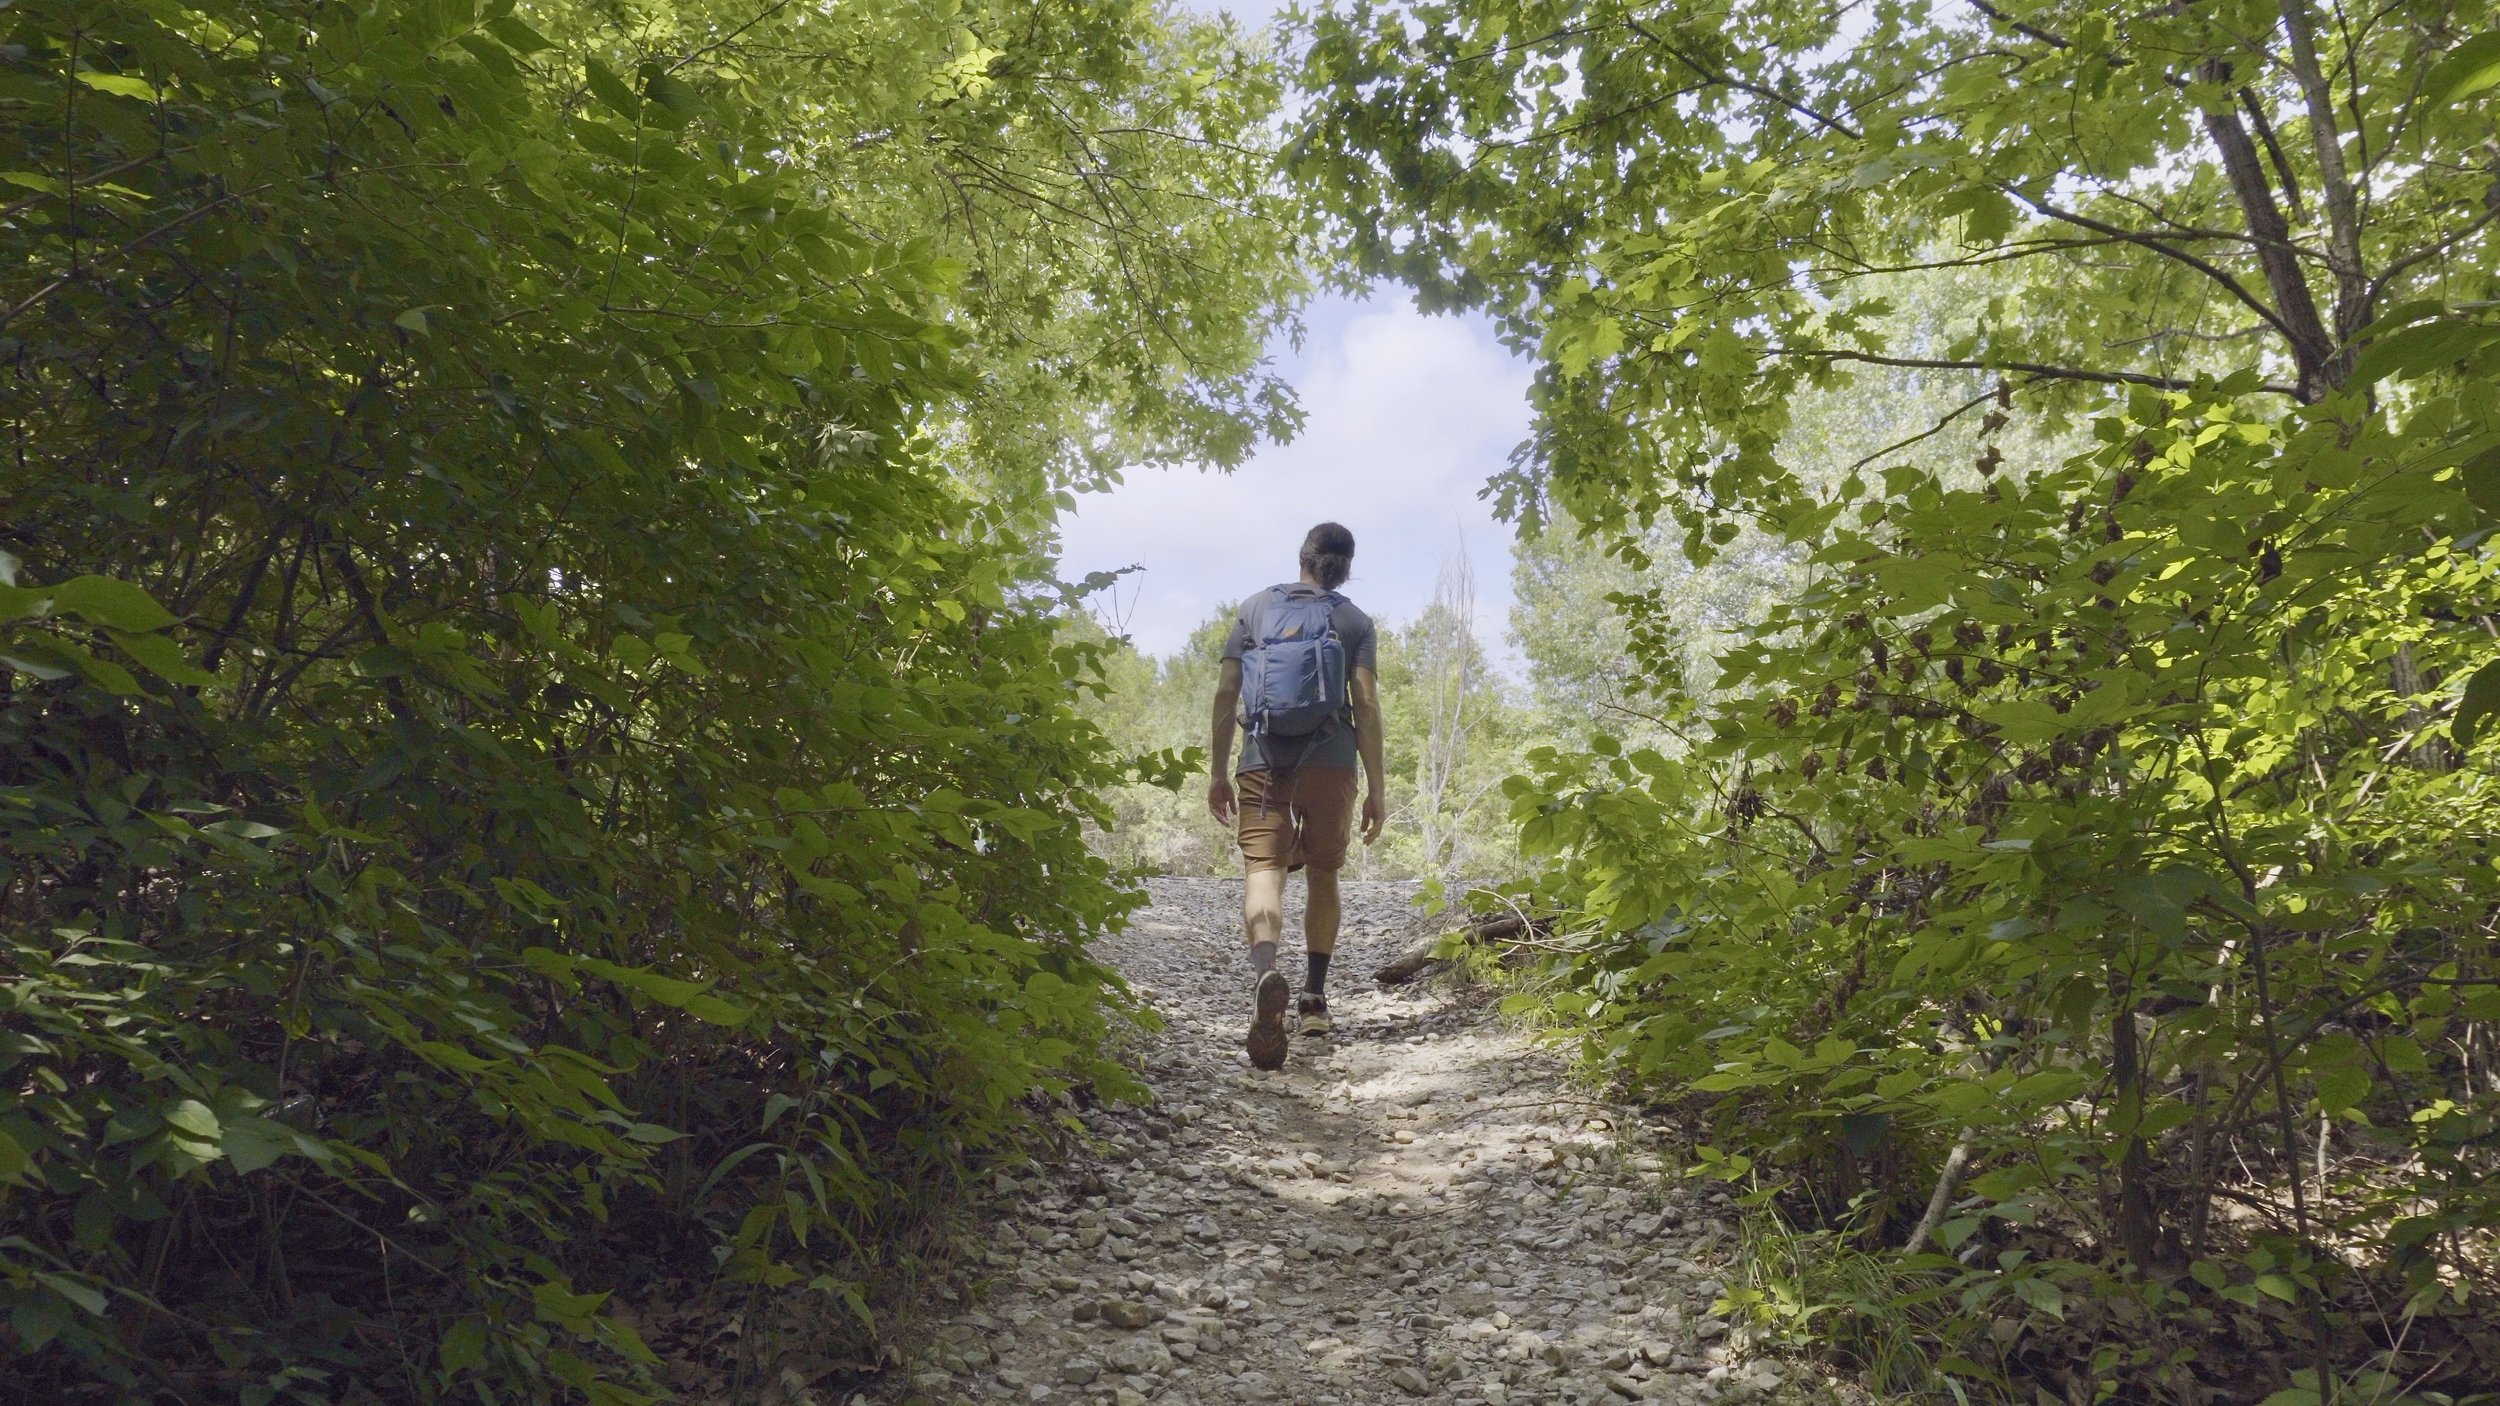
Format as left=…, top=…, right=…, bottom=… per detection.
left=0, top=0, right=1297, bottom=1399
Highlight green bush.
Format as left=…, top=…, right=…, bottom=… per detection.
left=1296, top=0, right=2500, bottom=1393
left=0, top=0, right=1290, bottom=1398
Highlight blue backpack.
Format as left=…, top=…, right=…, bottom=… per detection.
left=1238, top=585, right=1349, bottom=768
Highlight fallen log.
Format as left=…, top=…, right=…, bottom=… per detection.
left=1373, top=911, right=1531, bottom=984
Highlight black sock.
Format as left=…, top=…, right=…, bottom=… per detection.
left=1306, top=951, right=1331, bottom=995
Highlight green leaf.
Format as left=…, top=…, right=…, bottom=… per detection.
left=48, top=575, right=179, bottom=631
left=107, top=629, right=219, bottom=686
left=584, top=59, right=641, bottom=119
left=75, top=71, right=161, bottom=101
left=2010, top=1275, right=2064, bottom=1318
left=164, top=1099, right=222, bottom=1140
left=2313, top=1066, right=2369, bottom=1115
left=2429, top=31, right=2500, bottom=104
left=2458, top=443, right=2500, bottom=518
left=220, top=1116, right=296, bottom=1173
left=485, top=16, right=557, bottom=54
left=2452, top=658, right=2500, bottom=749
left=2253, top=1272, right=2300, bottom=1304
left=576, top=956, right=751, bottom=1026
left=2352, top=319, right=2499, bottom=386
left=0, top=647, right=76, bottom=681
left=440, top=1317, right=490, bottom=1374
left=35, top=1272, right=108, bottom=1316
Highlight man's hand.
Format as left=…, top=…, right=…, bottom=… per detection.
left=1208, top=774, right=1237, bottom=826
left=1360, top=789, right=1385, bottom=844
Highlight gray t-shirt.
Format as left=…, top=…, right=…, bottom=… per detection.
left=1223, top=584, right=1377, bottom=773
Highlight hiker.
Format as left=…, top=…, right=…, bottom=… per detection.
left=1206, top=521, right=1387, bottom=1071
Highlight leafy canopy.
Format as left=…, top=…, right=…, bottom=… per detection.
left=0, top=0, right=1300, bottom=1399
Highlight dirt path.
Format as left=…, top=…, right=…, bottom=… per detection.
left=879, top=878, right=1804, bottom=1406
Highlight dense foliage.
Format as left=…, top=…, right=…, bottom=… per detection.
left=0, top=0, right=1299, bottom=1399
left=1298, top=0, right=2500, bottom=1398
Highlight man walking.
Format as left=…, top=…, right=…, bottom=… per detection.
left=1207, top=522, right=1387, bottom=1071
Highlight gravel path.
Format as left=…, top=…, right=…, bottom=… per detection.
left=883, top=878, right=1801, bottom=1406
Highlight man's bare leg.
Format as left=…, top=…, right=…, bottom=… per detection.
left=1304, top=866, right=1340, bottom=957
left=1299, top=867, right=1340, bottom=1033
left=1243, top=865, right=1291, bottom=1069
left=1243, top=866, right=1287, bottom=974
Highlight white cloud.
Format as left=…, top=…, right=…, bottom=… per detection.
left=1055, top=293, right=1535, bottom=670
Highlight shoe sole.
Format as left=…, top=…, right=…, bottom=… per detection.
left=1248, top=971, right=1290, bottom=1070
left=1299, top=1016, right=1332, bottom=1036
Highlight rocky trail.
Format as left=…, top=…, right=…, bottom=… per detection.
left=872, top=879, right=1818, bottom=1406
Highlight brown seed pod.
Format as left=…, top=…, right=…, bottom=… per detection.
left=1964, top=772, right=2012, bottom=827
left=1955, top=620, right=1986, bottom=650
left=1801, top=751, right=1824, bottom=780
left=1812, top=681, right=1841, bottom=718
left=1998, top=624, right=2018, bottom=649
left=2016, top=753, right=2054, bottom=784
left=2131, top=437, right=2156, bottom=465
left=2090, top=560, right=2118, bottom=586
left=1871, top=639, right=1890, bottom=673
left=1978, top=659, right=2006, bottom=686
left=1865, top=756, right=1889, bottom=781
left=1975, top=446, right=2003, bottom=478
left=1895, top=654, right=1919, bottom=684
left=1843, top=611, right=1870, bottom=632
left=1945, top=657, right=1968, bottom=689
left=2112, top=470, right=2135, bottom=503
left=1769, top=697, right=1799, bottom=728
left=1910, top=630, right=1933, bottom=657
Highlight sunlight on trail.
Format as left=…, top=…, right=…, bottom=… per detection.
left=871, top=880, right=1816, bottom=1406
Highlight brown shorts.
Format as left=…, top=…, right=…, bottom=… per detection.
left=1235, top=767, right=1358, bottom=874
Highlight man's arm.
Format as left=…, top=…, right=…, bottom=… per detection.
left=1352, top=664, right=1386, bottom=843
left=1208, top=658, right=1242, bottom=824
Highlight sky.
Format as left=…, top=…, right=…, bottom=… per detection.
left=1054, top=291, right=1536, bottom=670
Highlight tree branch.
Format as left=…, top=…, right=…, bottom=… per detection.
left=2275, top=0, right=2370, bottom=374
left=1766, top=346, right=2300, bottom=397
left=2004, top=182, right=2307, bottom=357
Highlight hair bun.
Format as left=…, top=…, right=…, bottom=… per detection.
left=1299, top=522, right=1355, bottom=590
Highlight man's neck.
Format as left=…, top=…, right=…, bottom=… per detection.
left=1297, top=571, right=1326, bottom=589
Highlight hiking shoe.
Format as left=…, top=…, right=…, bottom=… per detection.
left=1247, top=970, right=1290, bottom=1071
left=1297, top=992, right=1332, bottom=1036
